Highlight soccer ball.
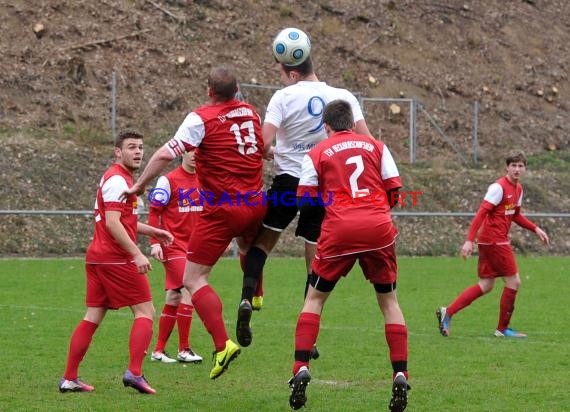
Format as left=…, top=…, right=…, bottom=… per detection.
left=272, top=28, right=311, bottom=66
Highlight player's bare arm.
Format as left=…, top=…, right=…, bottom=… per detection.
left=127, top=146, right=175, bottom=196
left=137, top=222, right=174, bottom=246
left=262, top=122, right=277, bottom=160
left=150, top=244, right=164, bottom=261
left=460, top=240, right=474, bottom=259
left=105, top=210, right=152, bottom=273
left=534, top=227, right=550, bottom=245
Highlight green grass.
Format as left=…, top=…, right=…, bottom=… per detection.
left=1, top=256, right=569, bottom=411
left=526, top=150, right=570, bottom=171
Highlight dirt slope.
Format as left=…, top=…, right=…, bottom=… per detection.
left=0, top=0, right=568, bottom=256
left=2, top=0, right=569, bottom=157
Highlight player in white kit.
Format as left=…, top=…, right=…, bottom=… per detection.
left=236, top=55, right=373, bottom=351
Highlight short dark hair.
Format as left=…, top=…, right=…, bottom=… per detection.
left=323, top=100, right=354, bottom=132
left=280, top=56, right=314, bottom=77
left=505, top=151, right=526, bottom=166
left=115, top=128, right=143, bottom=148
left=207, top=66, right=238, bottom=101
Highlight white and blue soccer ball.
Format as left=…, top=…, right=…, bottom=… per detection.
left=272, top=28, right=311, bottom=66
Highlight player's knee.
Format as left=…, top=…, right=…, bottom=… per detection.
left=505, top=274, right=521, bottom=289
left=166, top=289, right=182, bottom=306
left=255, top=228, right=281, bottom=253
left=84, top=308, right=105, bottom=324
left=374, top=282, right=396, bottom=294
left=134, top=301, right=155, bottom=319
left=183, top=274, right=197, bottom=293
left=309, top=272, right=336, bottom=293
left=479, top=279, right=494, bottom=293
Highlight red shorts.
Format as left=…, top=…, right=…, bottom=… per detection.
left=85, top=263, right=152, bottom=309
left=477, top=243, right=518, bottom=278
left=187, top=201, right=266, bottom=266
left=162, top=256, right=186, bottom=290
left=312, top=243, right=398, bottom=285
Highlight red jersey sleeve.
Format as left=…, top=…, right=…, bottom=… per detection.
left=466, top=201, right=494, bottom=242
left=512, top=207, right=537, bottom=232
left=147, top=207, right=162, bottom=245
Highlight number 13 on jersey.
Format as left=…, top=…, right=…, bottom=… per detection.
left=230, top=121, right=258, bottom=155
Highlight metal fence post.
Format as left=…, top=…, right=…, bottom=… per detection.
left=473, top=101, right=479, bottom=164
left=111, top=71, right=117, bottom=140
left=410, top=98, right=417, bottom=164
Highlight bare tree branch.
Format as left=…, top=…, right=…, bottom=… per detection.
left=58, top=29, right=152, bottom=52
left=145, top=0, right=185, bottom=22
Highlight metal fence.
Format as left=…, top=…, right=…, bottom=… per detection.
left=108, top=76, right=482, bottom=165
left=236, top=82, right=480, bottom=165
left=1, top=210, right=567, bottom=257
left=4, top=80, right=563, bottom=256
left=2, top=210, right=570, bottom=218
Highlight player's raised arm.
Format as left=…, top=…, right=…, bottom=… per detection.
left=128, top=146, right=176, bottom=196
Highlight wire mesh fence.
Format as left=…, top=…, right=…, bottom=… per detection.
left=1, top=211, right=567, bottom=257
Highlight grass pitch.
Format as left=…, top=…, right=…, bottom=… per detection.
left=0, top=256, right=568, bottom=411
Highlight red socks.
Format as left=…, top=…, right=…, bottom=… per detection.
left=177, top=303, right=193, bottom=350
left=128, top=317, right=153, bottom=376
left=154, top=302, right=195, bottom=352
left=447, top=284, right=484, bottom=316
left=154, top=304, right=177, bottom=352
left=385, top=323, right=408, bottom=379
left=63, top=319, right=99, bottom=380
left=65, top=316, right=156, bottom=379
left=293, top=312, right=320, bottom=375
left=498, top=287, right=517, bottom=331
left=192, top=285, right=228, bottom=351
left=291, top=316, right=409, bottom=380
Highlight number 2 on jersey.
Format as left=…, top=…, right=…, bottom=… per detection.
left=346, top=155, right=370, bottom=198
left=230, top=121, right=258, bottom=155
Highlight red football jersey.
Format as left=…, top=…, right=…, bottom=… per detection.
left=148, top=166, right=202, bottom=257
left=86, top=164, right=140, bottom=264
left=476, top=176, right=524, bottom=245
left=164, top=99, right=264, bottom=202
left=297, top=131, right=402, bottom=258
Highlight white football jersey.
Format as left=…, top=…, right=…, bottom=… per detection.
left=265, top=81, right=364, bottom=178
